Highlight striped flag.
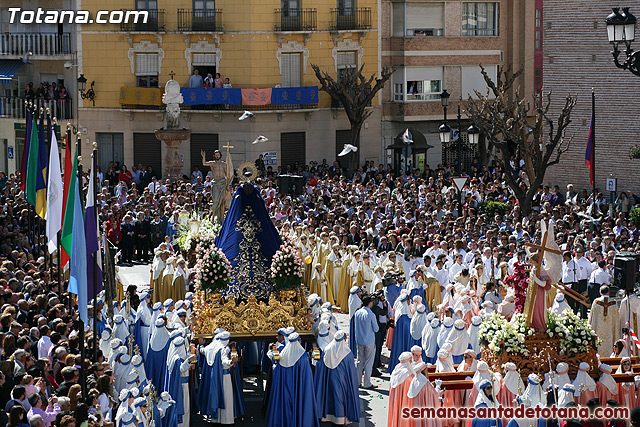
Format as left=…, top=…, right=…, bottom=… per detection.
left=628, top=329, right=640, bottom=355
left=585, top=91, right=595, bottom=186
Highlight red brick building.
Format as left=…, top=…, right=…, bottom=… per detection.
left=544, top=2, right=640, bottom=196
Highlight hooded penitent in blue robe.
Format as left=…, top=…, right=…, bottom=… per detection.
left=472, top=404, right=503, bottom=427
left=384, top=283, right=403, bottom=309
left=266, top=333, right=319, bottom=427
left=313, top=332, right=360, bottom=425
left=215, top=183, right=282, bottom=301
left=231, top=357, right=246, bottom=418
left=166, top=350, right=188, bottom=425
left=145, top=320, right=170, bottom=393
left=196, top=336, right=226, bottom=419
left=387, top=294, right=413, bottom=373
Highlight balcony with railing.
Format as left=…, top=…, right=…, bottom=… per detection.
left=119, top=86, right=319, bottom=111
left=274, top=9, right=317, bottom=32
left=0, top=33, right=71, bottom=56
left=329, top=8, right=372, bottom=31
left=120, top=9, right=165, bottom=32
left=177, top=9, right=223, bottom=32
left=0, top=97, right=73, bottom=119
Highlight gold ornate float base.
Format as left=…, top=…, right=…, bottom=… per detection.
left=192, top=288, right=310, bottom=339
left=481, top=333, right=598, bottom=378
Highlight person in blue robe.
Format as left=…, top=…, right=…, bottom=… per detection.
left=145, top=318, right=170, bottom=393
left=262, top=329, right=287, bottom=415
left=197, top=331, right=231, bottom=423
left=348, top=286, right=361, bottom=357
left=387, top=290, right=413, bottom=373
left=266, top=332, right=319, bottom=427
left=166, top=336, right=194, bottom=427
left=407, top=269, right=425, bottom=301
left=133, top=291, right=152, bottom=361
left=313, top=330, right=360, bottom=425
left=230, top=342, right=246, bottom=420
left=471, top=379, right=502, bottom=427
left=157, top=391, right=177, bottom=427
left=215, top=182, right=282, bottom=301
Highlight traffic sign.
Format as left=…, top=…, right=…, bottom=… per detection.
left=451, top=176, right=469, bottom=192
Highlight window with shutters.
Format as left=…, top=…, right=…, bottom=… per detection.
left=462, top=2, right=498, bottom=36
left=392, top=3, right=404, bottom=37
left=462, top=65, right=497, bottom=99
left=393, top=69, right=404, bottom=101
left=135, top=53, right=159, bottom=88
left=406, top=3, right=444, bottom=36
left=406, top=67, right=442, bottom=101
left=336, top=51, right=357, bottom=82
left=281, top=52, right=301, bottom=87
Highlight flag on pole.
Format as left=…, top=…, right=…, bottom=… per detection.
left=25, top=114, right=39, bottom=207
left=68, top=177, right=88, bottom=324
left=35, top=115, right=48, bottom=218
left=45, top=131, right=63, bottom=253
left=585, top=91, right=595, bottom=186
left=60, top=133, right=73, bottom=268
left=61, top=145, right=78, bottom=258
left=85, top=159, right=103, bottom=301
left=20, top=109, right=32, bottom=192
left=628, top=329, right=640, bottom=354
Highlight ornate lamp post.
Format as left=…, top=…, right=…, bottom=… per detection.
left=606, top=7, right=640, bottom=77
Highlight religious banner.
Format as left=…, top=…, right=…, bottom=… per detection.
left=119, top=87, right=163, bottom=106
left=241, top=88, right=272, bottom=106
left=180, top=88, right=242, bottom=105
left=271, top=86, right=319, bottom=105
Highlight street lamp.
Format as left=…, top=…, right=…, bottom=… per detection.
left=439, top=89, right=451, bottom=144
left=467, top=123, right=480, bottom=146
left=77, top=74, right=96, bottom=106
left=606, top=7, right=640, bottom=77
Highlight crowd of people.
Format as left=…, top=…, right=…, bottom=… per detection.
left=1, top=153, right=640, bottom=427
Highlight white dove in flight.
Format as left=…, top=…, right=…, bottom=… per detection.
left=338, top=144, right=358, bottom=157
left=402, top=128, right=413, bottom=144
left=239, top=110, right=254, bottom=121
left=252, top=135, right=269, bottom=144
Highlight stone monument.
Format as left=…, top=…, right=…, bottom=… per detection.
left=155, top=77, right=191, bottom=181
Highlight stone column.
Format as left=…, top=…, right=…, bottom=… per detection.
left=154, top=129, right=192, bottom=182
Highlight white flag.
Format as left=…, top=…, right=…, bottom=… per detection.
left=45, top=132, right=63, bottom=254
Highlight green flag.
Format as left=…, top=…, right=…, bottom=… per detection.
left=61, top=144, right=78, bottom=257
left=25, top=115, right=39, bottom=206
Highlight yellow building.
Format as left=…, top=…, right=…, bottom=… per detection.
left=77, top=0, right=381, bottom=176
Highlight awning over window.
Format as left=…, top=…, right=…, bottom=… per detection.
left=0, top=59, right=24, bottom=84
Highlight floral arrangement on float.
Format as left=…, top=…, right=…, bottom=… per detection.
left=546, top=309, right=600, bottom=355
left=176, top=216, right=221, bottom=252
left=271, top=237, right=305, bottom=290
left=194, top=246, right=231, bottom=292
left=478, top=312, right=534, bottom=356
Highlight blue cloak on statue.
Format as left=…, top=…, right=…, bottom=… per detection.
left=387, top=314, right=412, bottom=373
left=266, top=353, right=319, bottom=427
left=313, top=350, right=360, bottom=424
left=215, top=183, right=282, bottom=301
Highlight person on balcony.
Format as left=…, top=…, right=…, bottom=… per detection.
left=189, top=69, right=203, bottom=89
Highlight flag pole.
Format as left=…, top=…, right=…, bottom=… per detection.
left=591, top=88, right=596, bottom=207
left=76, top=137, right=87, bottom=398
left=92, top=142, right=98, bottom=361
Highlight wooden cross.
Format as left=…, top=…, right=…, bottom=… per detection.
left=596, top=298, right=617, bottom=317
left=169, top=70, right=175, bottom=80
left=222, top=141, right=234, bottom=152
left=524, top=223, right=562, bottom=279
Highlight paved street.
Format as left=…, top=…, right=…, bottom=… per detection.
left=118, top=263, right=391, bottom=427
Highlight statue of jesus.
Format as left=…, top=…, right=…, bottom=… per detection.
left=201, top=149, right=230, bottom=222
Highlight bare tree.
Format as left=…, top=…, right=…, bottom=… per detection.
left=464, top=65, right=577, bottom=216
left=311, top=63, right=394, bottom=171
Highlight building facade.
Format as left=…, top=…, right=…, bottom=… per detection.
left=0, top=1, right=79, bottom=175
left=544, top=1, right=640, bottom=195
left=76, top=0, right=380, bottom=178
left=379, top=0, right=536, bottom=173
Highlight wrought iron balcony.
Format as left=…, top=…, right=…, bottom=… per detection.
left=0, top=97, right=73, bottom=119
left=0, top=33, right=71, bottom=56
left=120, top=9, right=165, bottom=32
left=177, top=9, right=223, bottom=32
left=274, top=8, right=317, bottom=32
left=329, top=8, right=372, bottom=31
